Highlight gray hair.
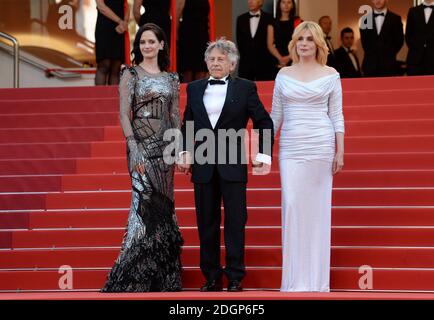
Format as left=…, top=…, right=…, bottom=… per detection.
left=204, top=37, right=239, bottom=67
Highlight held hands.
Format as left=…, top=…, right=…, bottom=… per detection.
left=115, top=20, right=128, bottom=34
left=252, top=159, right=271, bottom=175
left=332, top=151, right=344, bottom=175
left=126, top=136, right=145, bottom=175
left=177, top=152, right=192, bottom=175
left=278, top=56, right=291, bottom=68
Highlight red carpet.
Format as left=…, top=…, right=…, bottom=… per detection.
left=1, top=75, right=434, bottom=294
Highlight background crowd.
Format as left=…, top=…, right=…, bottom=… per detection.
left=94, top=0, right=434, bottom=85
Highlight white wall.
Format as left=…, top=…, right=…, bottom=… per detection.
left=299, top=0, right=339, bottom=50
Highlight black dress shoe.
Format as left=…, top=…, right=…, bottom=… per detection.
left=227, top=280, right=243, bottom=292
left=200, top=279, right=223, bottom=292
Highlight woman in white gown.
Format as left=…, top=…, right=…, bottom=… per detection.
left=270, top=21, right=345, bottom=292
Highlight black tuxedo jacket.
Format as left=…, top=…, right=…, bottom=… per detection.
left=360, top=10, right=404, bottom=76
left=334, top=46, right=362, bottom=78
left=236, top=10, right=275, bottom=80
left=180, top=77, right=274, bottom=184
left=405, top=4, right=434, bottom=73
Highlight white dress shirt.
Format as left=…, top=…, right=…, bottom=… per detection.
left=203, top=76, right=228, bottom=129
left=249, top=10, right=261, bottom=38
left=344, top=47, right=359, bottom=71
left=423, top=1, right=433, bottom=23
left=374, top=8, right=388, bottom=35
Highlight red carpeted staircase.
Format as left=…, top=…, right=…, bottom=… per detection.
left=1, top=76, right=434, bottom=293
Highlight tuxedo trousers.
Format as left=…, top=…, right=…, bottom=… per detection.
left=194, top=167, right=247, bottom=282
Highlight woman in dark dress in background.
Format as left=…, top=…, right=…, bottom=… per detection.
left=95, top=0, right=129, bottom=85
left=267, top=0, right=302, bottom=78
left=177, top=0, right=210, bottom=83
left=133, top=0, right=172, bottom=44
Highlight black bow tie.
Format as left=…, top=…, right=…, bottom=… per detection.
left=250, top=13, right=260, bottom=18
left=373, top=12, right=385, bottom=17
left=423, top=4, right=434, bottom=9
left=208, top=79, right=226, bottom=85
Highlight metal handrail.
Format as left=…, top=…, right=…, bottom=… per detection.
left=0, top=31, right=19, bottom=88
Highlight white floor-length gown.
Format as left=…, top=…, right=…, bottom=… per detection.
left=270, top=71, right=345, bottom=292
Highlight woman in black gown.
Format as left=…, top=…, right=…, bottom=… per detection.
left=267, top=0, right=302, bottom=78
left=177, top=0, right=210, bottom=83
left=133, top=0, right=172, bottom=45
left=101, top=23, right=183, bottom=292
left=95, top=0, right=129, bottom=85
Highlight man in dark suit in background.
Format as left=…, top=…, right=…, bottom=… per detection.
left=360, top=0, right=404, bottom=77
left=405, top=0, right=434, bottom=75
left=178, top=38, right=274, bottom=292
left=334, top=27, right=362, bottom=78
left=236, top=0, right=275, bottom=80
left=319, top=15, right=336, bottom=68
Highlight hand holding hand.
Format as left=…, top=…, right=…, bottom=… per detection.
left=177, top=152, right=192, bottom=175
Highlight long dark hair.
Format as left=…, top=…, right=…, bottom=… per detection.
left=131, top=23, right=170, bottom=71
left=276, top=0, right=296, bottom=21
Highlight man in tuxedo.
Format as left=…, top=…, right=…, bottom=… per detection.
left=319, top=15, right=336, bottom=68
left=360, top=0, right=404, bottom=77
left=236, top=0, right=275, bottom=80
left=334, top=27, right=362, bottom=78
left=177, top=38, right=274, bottom=292
left=405, top=0, right=434, bottom=75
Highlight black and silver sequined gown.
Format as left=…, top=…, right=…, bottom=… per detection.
left=101, top=66, right=183, bottom=292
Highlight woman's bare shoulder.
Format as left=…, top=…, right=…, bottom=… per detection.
left=323, top=65, right=339, bottom=76
left=278, top=66, right=296, bottom=76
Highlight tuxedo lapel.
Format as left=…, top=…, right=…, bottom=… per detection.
left=254, top=10, right=266, bottom=40
left=214, top=77, right=236, bottom=130
left=196, top=79, right=213, bottom=129
left=427, top=6, right=434, bottom=25
left=370, top=14, right=380, bottom=36
left=378, top=12, right=391, bottom=37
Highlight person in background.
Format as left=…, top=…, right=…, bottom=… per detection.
left=334, top=27, right=362, bottom=78
left=177, top=0, right=210, bottom=83
left=318, top=15, right=336, bottom=68
left=405, top=0, right=434, bottom=76
left=267, top=0, right=302, bottom=78
left=133, top=0, right=171, bottom=45
left=359, top=0, right=404, bottom=77
left=236, top=0, right=275, bottom=81
left=95, top=0, right=129, bottom=85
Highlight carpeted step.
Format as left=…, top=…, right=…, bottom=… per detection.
left=0, top=113, right=119, bottom=128
left=2, top=188, right=434, bottom=211
left=2, top=207, right=434, bottom=230
left=1, top=135, right=433, bottom=160
left=86, top=136, right=434, bottom=158
left=103, top=119, right=434, bottom=141
left=2, top=169, right=434, bottom=193
left=1, top=267, right=434, bottom=291
left=2, top=246, right=434, bottom=270
left=0, top=98, right=117, bottom=114
left=3, top=226, right=434, bottom=249
left=2, top=152, right=434, bottom=176
left=0, top=127, right=106, bottom=144
left=0, top=247, right=281, bottom=269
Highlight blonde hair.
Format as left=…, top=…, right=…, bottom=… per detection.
left=288, top=21, right=329, bottom=65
